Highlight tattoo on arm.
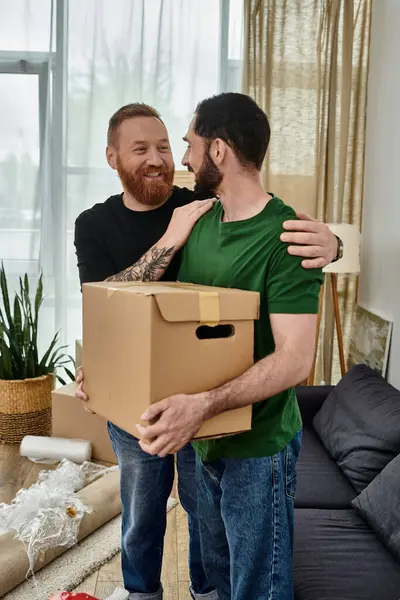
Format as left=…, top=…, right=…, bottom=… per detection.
left=106, top=246, right=175, bottom=282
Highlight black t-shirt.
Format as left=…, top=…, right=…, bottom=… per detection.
left=74, top=187, right=194, bottom=285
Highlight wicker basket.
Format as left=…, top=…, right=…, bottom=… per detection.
left=0, top=374, right=54, bottom=445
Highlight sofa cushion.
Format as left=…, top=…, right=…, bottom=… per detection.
left=294, top=509, right=400, bottom=600
left=295, top=426, right=356, bottom=509
left=295, top=385, right=334, bottom=425
left=313, top=364, right=400, bottom=492
left=352, top=452, right=400, bottom=561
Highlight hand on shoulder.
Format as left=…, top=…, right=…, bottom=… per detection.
left=280, top=212, right=339, bottom=269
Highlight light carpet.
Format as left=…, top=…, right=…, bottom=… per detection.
left=3, top=498, right=178, bottom=600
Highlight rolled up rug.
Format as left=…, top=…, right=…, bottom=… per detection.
left=0, top=470, right=121, bottom=597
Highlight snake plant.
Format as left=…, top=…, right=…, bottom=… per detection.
left=0, top=264, right=74, bottom=383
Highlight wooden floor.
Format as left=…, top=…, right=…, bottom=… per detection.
left=0, top=445, right=191, bottom=600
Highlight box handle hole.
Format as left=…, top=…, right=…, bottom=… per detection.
left=196, top=324, right=235, bottom=339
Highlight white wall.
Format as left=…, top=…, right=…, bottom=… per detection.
left=359, top=0, right=400, bottom=388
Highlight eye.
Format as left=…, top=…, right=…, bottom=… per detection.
left=159, top=145, right=170, bottom=152
left=135, top=147, right=147, bottom=153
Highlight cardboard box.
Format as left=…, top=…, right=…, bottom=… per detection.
left=82, top=282, right=259, bottom=440
left=52, top=382, right=117, bottom=464
left=75, top=339, right=83, bottom=368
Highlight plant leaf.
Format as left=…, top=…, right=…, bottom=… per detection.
left=0, top=338, right=13, bottom=379
left=67, top=354, right=76, bottom=368
left=0, top=307, right=10, bottom=338
left=63, top=367, right=76, bottom=381
left=47, top=347, right=69, bottom=369
left=24, top=273, right=29, bottom=297
left=34, top=274, right=43, bottom=327
left=39, top=332, right=61, bottom=367
left=0, top=263, right=12, bottom=330
left=0, top=267, right=67, bottom=381
left=27, top=347, right=36, bottom=378
left=13, top=295, right=23, bottom=354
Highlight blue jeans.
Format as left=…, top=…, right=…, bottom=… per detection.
left=196, top=430, right=302, bottom=600
left=107, top=422, right=216, bottom=600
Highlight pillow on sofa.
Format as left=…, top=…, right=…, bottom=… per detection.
left=313, top=364, right=400, bottom=492
left=352, top=452, right=400, bottom=561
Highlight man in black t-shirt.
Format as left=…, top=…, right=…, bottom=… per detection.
left=74, top=103, right=340, bottom=600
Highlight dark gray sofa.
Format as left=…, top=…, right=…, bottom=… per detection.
left=294, top=364, right=400, bottom=600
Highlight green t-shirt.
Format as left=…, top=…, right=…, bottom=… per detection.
left=178, top=195, right=323, bottom=462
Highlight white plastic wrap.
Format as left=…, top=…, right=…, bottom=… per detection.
left=20, top=435, right=92, bottom=464
left=0, top=459, right=117, bottom=574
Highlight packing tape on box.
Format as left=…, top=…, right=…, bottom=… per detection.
left=198, top=291, right=220, bottom=326
left=153, top=283, right=221, bottom=325
left=167, top=285, right=220, bottom=325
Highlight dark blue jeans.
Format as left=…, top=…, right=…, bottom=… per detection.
left=196, top=430, right=302, bottom=600
left=107, top=422, right=216, bottom=600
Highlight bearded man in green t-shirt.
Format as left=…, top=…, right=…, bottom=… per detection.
left=137, top=92, right=324, bottom=600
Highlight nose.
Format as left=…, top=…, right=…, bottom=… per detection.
left=181, top=149, right=189, bottom=167
left=146, top=148, right=163, bottom=167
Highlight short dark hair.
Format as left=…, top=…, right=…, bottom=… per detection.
left=194, top=93, right=270, bottom=171
left=107, top=103, right=162, bottom=147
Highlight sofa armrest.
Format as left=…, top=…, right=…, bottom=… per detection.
left=295, top=385, right=334, bottom=426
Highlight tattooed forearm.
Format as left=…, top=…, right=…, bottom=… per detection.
left=106, top=245, right=176, bottom=282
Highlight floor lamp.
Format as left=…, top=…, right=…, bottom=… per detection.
left=307, top=224, right=361, bottom=386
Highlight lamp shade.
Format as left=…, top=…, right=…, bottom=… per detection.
left=323, top=223, right=361, bottom=274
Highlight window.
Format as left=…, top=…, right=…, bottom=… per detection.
left=0, top=0, right=53, bottom=53
left=1, top=0, right=244, bottom=352
left=0, top=55, right=51, bottom=276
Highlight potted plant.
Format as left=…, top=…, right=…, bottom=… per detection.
left=0, top=264, right=74, bottom=444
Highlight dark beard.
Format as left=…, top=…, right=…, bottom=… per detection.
left=193, top=150, right=222, bottom=199
left=116, top=156, right=174, bottom=206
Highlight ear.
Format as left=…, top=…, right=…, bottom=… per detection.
left=210, top=138, right=228, bottom=166
left=106, top=146, right=117, bottom=170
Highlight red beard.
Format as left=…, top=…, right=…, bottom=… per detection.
left=116, top=157, right=174, bottom=206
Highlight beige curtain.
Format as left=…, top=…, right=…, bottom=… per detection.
left=243, top=0, right=372, bottom=384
